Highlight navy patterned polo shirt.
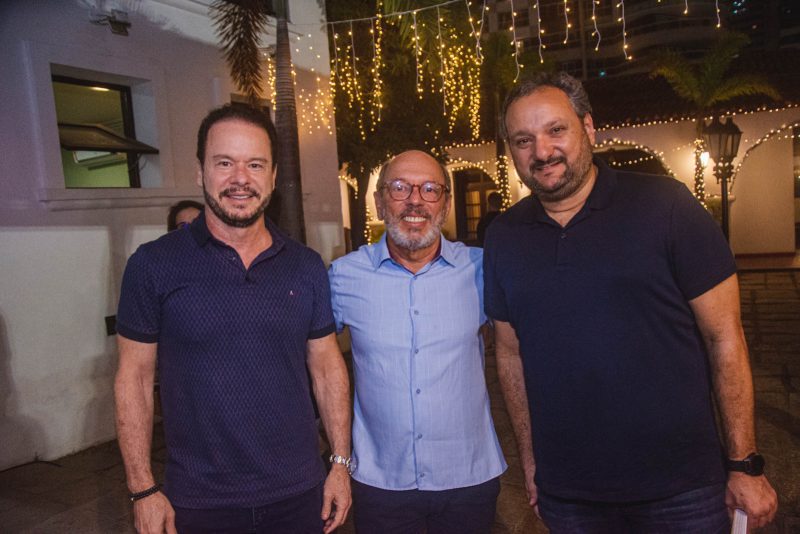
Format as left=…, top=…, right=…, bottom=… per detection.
left=117, top=212, right=335, bottom=508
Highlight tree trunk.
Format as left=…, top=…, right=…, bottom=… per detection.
left=693, top=117, right=706, bottom=204
left=272, top=7, right=306, bottom=243
left=494, top=91, right=509, bottom=208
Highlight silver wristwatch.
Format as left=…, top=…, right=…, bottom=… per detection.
left=329, top=454, right=356, bottom=475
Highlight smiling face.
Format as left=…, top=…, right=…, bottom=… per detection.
left=504, top=86, right=596, bottom=203
left=374, top=150, right=450, bottom=254
left=196, top=119, right=276, bottom=228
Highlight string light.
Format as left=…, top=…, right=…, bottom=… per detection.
left=563, top=0, right=571, bottom=45
left=683, top=0, right=689, bottom=15
left=715, top=0, right=721, bottom=28
left=369, top=9, right=384, bottom=127
left=617, top=1, right=631, bottom=60
left=731, top=119, right=800, bottom=191
left=465, top=0, right=483, bottom=63
left=533, top=0, right=544, bottom=63
left=591, top=0, right=601, bottom=51
left=508, top=7, right=521, bottom=82
left=412, top=11, right=423, bottom=95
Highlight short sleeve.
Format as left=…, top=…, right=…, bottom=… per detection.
left=307, top=253, right=336, bottom=339
left=669, top=183, right=737, bottom=300
left=327, top=262, right=345, bottom=333
left=483, top=223, right=510, bottom=322
left=116, top=247, right=161, bottom=343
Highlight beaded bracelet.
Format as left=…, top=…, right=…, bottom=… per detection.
left=129, top=483, right=161, bottom=502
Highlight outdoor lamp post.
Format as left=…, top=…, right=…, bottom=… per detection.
left=701, top=116, right=742, bottom=242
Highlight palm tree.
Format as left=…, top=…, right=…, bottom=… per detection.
left=651, top=32, right=779, bottom=203
left=212, top=0, right=306, bottom=242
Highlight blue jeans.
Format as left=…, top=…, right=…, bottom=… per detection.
left=352, top=477, right=500, bottom=534
left=538, top=483, right=730, bottom=534
left=172, top=482, right=323, bottom=533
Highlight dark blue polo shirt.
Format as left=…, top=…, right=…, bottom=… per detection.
left=117, top=213, right=334, bottom=508
left=484, top=160, right=736, bottom=502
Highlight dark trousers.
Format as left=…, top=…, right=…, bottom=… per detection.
left=538, top=483, right=730, bottom=534
left=173, top=482, right=323, bottom=534
left=352, top=477, right=500, bottom=534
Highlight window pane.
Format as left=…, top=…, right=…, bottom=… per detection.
left=52, top=78, right=136, bottom=188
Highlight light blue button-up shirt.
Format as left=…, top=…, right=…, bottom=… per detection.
left=329, top=235, right=507, bottom=491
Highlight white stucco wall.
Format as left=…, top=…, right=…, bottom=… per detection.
left=0, top=0, right=341, bottom=470
left=596, top=109, right=799, bottom=255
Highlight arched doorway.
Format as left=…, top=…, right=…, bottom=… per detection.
left=453, top=167, right=497, bottom=244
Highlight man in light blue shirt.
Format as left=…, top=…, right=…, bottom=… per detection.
left=329, top=150, right=506, bottom=533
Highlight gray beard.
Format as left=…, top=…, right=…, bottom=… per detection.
left=384, top=209, right=446, bottom=252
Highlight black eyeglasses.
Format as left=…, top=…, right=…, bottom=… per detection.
left=382, top=179, right=450, bottom=202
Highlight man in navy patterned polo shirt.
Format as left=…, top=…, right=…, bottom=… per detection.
left=114, top=104, right=351, bottom=533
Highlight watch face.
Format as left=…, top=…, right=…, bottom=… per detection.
left=746, top=454, right=765, bottom=475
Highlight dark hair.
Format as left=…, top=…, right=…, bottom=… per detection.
left=376, top=152, right=452, bottom=193
left=167, top=199, right=204, bottom=231
left=196, top=103, right=278, bottom=168
left=487, top=191, right=503, bottom=210
left=501, top=71, right=593, bottom=139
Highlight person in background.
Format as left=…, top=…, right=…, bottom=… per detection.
left=166, top=199, right=203, bottom=231
left=476, top=191, right=503, bottom=247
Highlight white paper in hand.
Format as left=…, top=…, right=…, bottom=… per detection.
left=731, top=508, right=747, bottom=534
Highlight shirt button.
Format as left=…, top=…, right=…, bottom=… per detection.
left=414, top=348, right=419, bottom=354
left=417, top=433, right=422, bottom=439
left=560, top=233, right=567, bottom=239
left=416, top=388, right=421, bottom=394
left=413, top=310, right=419, bottom=315
left=419, top=473, right=425, bottom=478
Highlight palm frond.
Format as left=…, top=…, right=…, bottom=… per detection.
left=707, top=75, right=781, bottom=107
left=211, top=0, right=270, bottom=106
left=699, top=32, right=749, bottom=98
left=650, top=49, right=700, bottom=104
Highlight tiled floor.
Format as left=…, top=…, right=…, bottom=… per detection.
left=1, top=270, right=798, bottom=533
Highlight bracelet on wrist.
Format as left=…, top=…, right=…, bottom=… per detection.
left=129, top=483, right=161, bottom=502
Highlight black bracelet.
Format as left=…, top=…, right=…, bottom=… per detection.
left=129, top=483, right=161, bottom=502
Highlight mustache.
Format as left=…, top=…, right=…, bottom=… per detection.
left=220, top=186, right=260, bottom=199
left=400, top=207, right=430, bottom=219
left=532, top=156, right=566, bottom=170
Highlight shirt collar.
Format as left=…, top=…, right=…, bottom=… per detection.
left=190, top=211, right=286, bottom=256
left=371, top=233, right=456, bottom=271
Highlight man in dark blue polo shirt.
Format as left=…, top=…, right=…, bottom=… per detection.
left=485, top=72, right=777, bottom=532
left=114, top=104, right=351, bottom=533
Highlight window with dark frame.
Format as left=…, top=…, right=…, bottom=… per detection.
left=52, top=75, right=157, bottom=188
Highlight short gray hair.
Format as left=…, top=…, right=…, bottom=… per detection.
left=501, top=71, right=593, bottom=139
left=376, top=153, right=452, bottom=193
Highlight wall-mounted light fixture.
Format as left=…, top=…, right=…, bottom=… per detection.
left=90, top=9, right=131, bottom=36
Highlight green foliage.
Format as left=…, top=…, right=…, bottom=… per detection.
left=651, top=31, right=780, bottom=113
left=211, top=0, right=270, bottom=106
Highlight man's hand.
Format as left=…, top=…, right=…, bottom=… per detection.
left=725, top=473, right=778, bottom=529
left=321, top=465, right=351, bottom=533
left=521, top=458, right=541, bottom=519
left=133, top=492, right=176, bottom=534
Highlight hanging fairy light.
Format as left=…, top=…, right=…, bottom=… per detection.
left=563, top=0, right=572, bottom=45
left=369, top=9, right=384, bottom=127
left=617, top=1, right=631, bottom=60
left=509, top=6, right=521, bottom=81
left=465, top=0, right=483, bottom=63
left=533, top=0, right=544, bottom=63
left=591, top=0, right=601, bottom=50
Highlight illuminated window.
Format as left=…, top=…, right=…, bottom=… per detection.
left=52, top=76, right=158, bottom=188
